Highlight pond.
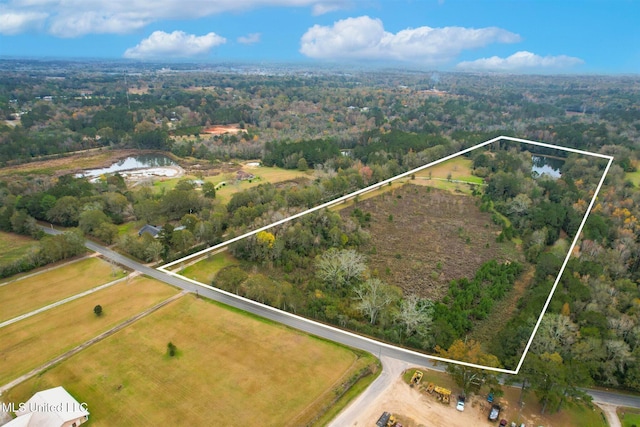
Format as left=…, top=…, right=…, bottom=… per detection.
left=532, top=155, right=563, bottom=179
left=77, top=154, right=177, bottom=177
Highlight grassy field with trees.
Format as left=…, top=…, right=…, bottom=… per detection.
left=0, top=277, right=178, bottom=384
left=0, top=231, right=38, bottom=263
left=3, top=295, right=377, bottom=426
left=0, top=257, right=124, bottom=322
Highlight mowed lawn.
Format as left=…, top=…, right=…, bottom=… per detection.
left=0, top=257, right=125, bottom=323
left=149, top=164, right=310, bottom=203
left=179, top=250, right=238, bottom=284
left=0, top=232, right=38, bottom=264
left=5, top=296, right=359, bottom=426
left=415, top=156, right=482, bottom=183
left=211, top=164, right=312, bottom=204
left=619, top=407, right=640, bottom=427
left=0, top=277, right=177, bottom=384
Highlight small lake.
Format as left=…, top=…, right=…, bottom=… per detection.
left=78, top=154, right=177, bottom=177
left=532, top=155, right=563, bottom=179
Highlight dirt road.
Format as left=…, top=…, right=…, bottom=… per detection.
left=333, top=370, right=496, bottom=427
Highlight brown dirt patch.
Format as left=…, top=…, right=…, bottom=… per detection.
left=342, top=184, right=514, bottom=300
left=346, top=368, right=605, bottom=427
left=202, top=124, right=247, bottom=135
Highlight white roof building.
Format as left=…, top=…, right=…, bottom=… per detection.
left=4, top=386, right=89, bottom=427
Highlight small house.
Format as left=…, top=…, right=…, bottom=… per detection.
left=138, top=224, right=161, bottom=238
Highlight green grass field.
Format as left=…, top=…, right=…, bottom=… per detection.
left=619, top=407, right=640, bottom=427
left=148, top=164, right=310, bottom=203
left=151, top=174, right=198, bottom=193
left=416, top=156, right=480, bottom=182
left=0, top=277, right=178, bottom=384
left=179, top=250, right=238, bottom=284
left=3, top=295, right=364, bottom=426
left=209, top=164, right=312, bottom=204
left=0, top=257, right=126, bottom=323
left=0, top=232, right=38, bottom=263
left=625, top=170, right=640, bottom=187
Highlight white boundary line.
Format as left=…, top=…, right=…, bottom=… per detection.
left=158, top=136, right=613, bottom=374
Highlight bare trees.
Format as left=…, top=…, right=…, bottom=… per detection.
left=396, top=295, right=434, bottom=340
left=353, top=278, right=399, bottom=324
left=315, top=248, right=366, bottom=288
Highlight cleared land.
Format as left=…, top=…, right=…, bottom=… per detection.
left=201, top=124, right=247, bottom=135
left=0, top=232, right=38, bottom=264
left=211, top=163, right=312, bottom=204
left=147, top=163, right=310, bottom=202
left=333, top=157, right=480, bottom=213
left=341, top=184, right=518, bottom=300
left=0, top=257, right=125, bottom=322
left=413, top=156, right=483, bottom=195
left=3, top=295, right=368, bottom=426
left=348, top=368, right=605, bottom=427
left=415, top=156, right=481, bottom=183
left=0, top=277, right=178, bottom=384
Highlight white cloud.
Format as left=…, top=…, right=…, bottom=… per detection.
left=299, top=16, right=520, bottom=64
left=123, top=30, right=226, bottom=59
left=0, top=10, right=48, bottom=35
left=0, top=0, right=349, bottom=37
left=49, top=11, right=149, bottom=37
left=311, top=0, right=349, bottom=15
left=237, top=32, right=261, bottom=44
left=457, top=51, right=584, bottom=71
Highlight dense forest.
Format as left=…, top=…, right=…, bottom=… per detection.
left=1, top=61, right=639, bottom=413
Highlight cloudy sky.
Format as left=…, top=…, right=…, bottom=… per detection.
left=1, top=0, right=638, bottom=73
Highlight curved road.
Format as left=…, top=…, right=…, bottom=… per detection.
left=47, top=230, right=640, bottom=416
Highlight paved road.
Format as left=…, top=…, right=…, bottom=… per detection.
left=328, top=356, right=410, bottom=427
left=44, top=229, right=640, bottom=412
left=588, top=389, right=640, bottom=408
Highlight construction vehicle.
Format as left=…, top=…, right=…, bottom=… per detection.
left=434, top=386, right=451, bottom=404
left=410, top=370, right=423, bottom=387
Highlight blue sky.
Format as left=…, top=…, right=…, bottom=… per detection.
left=0, top=0, right=638, bottom=73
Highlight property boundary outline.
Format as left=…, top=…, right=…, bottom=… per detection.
left=159, top=136, right=614, bottom=374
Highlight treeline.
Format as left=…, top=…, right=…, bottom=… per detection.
left=432, top=260, right=523, bottom=348
left=262, top=138, right=341, bottom=169
left=0, top=230, right=85, bottom=278
left=352, top=129, right=449, bottom=165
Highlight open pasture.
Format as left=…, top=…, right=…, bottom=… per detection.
left=0, top=232, right=38, bottom=264
left=3, top=295, right=365, bottom=426
left=0, top=277, right=178, bottom=384
left=0, top=257, right=125, bottom=323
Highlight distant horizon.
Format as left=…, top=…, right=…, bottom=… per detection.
left=1, top=56, right=638, bottom=78
left=1, top=1, right=638, bottom=74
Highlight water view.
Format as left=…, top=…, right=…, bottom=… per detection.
left=531, top=155, right=563, bottom=179
left=78, top=154, right=177, bottom=177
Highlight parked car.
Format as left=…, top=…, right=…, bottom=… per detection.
left=488, top=404, right=501, bottom=421
left=456, top=395, right=465, bottom=411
